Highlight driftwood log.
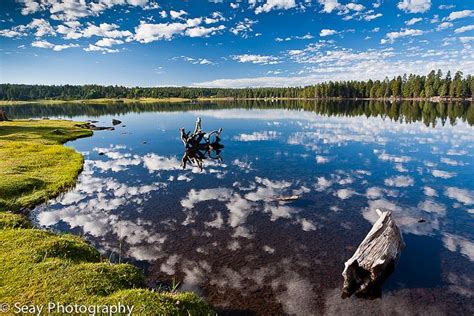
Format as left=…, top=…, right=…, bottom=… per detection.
left=342, top=209, right=404, bottom=299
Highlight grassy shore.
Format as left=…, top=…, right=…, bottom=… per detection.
left=0, top=97, right=192, bottom=106
left=0, top=119, right=212, bottom=314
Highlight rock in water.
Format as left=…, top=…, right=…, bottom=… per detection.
left=112, top=119, right=122, bottom=125
left=341, top=209, right=404, bottom=299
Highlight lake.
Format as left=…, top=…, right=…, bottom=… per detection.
left=9, top=100, right=473, bottom=315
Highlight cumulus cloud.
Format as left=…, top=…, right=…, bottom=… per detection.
left=381, top=28, right=424, bottom=44
left=234, top=131, right=279, bottom=141
left=143, top=154, right=181, bottom=172
left=405, top=17, right=423, bottom=26
left=169, top=9, right=188, bottom=19
left=454, top=25, right=474, bottom=34
left=255, top=0, right=297, bottom=14
left=134, top=22, right=189, bottom=43
left=229, top=18, right=257, bottom=38
left=231, top=54, right=280, bottom=65
left=32, top=40, right=78, bottom=51
left=384, top=175, right=414, bottom=187
left=444, top=187, right=474, bottom=205
left=319, top=29, right=338, bottom=37
left=185, top=25, right=225, bottom=38
left=95, top=38, right=124, bottom=47
left=446, top=10, right=474, bottom=21
left=397, top=0, right=431, bottom=14
left=431, top=169, right=456, bottom=179
left=335, top=188, right=356, bottom=200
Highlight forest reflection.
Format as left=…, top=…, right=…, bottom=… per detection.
left=3, top=99, right=473, bottom=127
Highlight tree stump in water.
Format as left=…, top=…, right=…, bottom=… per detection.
left=0, top=109, right=7, bottom=121
left=342, top=209, right=404, bottom=299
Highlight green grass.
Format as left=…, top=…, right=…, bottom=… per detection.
left=0, top=224, right=212, bottom=314
left=0, top=120, right=92, bottom=211
left=0, top=120, right=213, bottom=314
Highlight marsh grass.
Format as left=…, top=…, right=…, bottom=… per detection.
left=0, top=120, right=212, bottom=314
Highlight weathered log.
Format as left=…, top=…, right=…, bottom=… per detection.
left=342, top=209, right=404, bottom=299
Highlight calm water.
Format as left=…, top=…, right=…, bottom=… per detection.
left=21, top=101, right=474, bottom=315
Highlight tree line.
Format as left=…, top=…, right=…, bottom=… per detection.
left=3, top=100, right=473, bottom=127
left=0, top=70, right=473, bottom=100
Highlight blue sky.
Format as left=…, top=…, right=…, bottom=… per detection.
left=0, top=0, right=473, bottom=87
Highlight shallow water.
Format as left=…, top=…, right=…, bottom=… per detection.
left=25, top=101, right=474, bottom=315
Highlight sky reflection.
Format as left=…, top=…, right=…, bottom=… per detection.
left=31, top=106, right=474, bottom=314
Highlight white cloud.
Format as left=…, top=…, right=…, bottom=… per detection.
left=381, top=28, right=424, bottom=44
left=384, top=175, right=414, bottom=187
left=84, top=44, right=119, bottom=54
left=459, top=36, right=474, bottom=43
left=446, top=10, right=474, bottom=21
left=231, top=54, right=280, bottom=65
left=443, top=233, right=474, bottom=262
left=319, top=29, right=338, bottom=37
left=19, top=0, right=41, bottom=15
left=315, top=177, right=332, bottom=192
left=174, top=56, right=215, bottom=65
left=134, top=22, right=188, bottom=43
left=444, top=187, right=474, bottom=205
left=255, top=0, right=297, bottom=14
left=0, top=25, right=28, bottom=38
left=28, top=18, right=56, bottom=37
left=275, top=34, right=314, bottom=42
left=181, top=188, right=232, bottom=209
left=405, top=17, right=423, bottom=25
left=170, top=9, right=188, bottom=19
left=454, top=25, right=474, bottom=34
left=418, top=199, right=446, bottom=215
left=82, top=23, right=132, bottom=39
left=234, top=131, right=279, bottom=141
left=95, top=38, right=124, bottom=47
left=438, top=5, right=455, bottom=10
left=31, top=40, right=78, bottom=51
left=230, top=18, right=257, bottom=38
left=436, top=21, right=453, bottom=31
left=423, top=186, right=438, bottom=197
left=315, top=155, right=329, bottom=164
left=185, top=25, right=225, bottom=38
left=431, top=169, right=456, bottom=179
left=318, top=0, right=341, bottom=13
left=142, top=154, right=181, bottom=172
left=335, top=188, right=356, bottom=200
left=363, top=13, right=382, bottom=21
left=397, top=0, right=431, bottom=14
left=346, top=3, right=365, bottom=12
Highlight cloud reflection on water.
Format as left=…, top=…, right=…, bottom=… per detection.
left=31, top=108, right=474, bottom=314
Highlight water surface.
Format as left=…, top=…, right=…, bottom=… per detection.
left=23, top=101, right=474, bottom=315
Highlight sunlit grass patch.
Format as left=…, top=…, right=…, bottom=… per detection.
left=0, top=120, right=92, bottom=212
left=0, top=227, right=212, bottom=314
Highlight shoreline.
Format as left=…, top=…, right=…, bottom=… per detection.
left=0, top=96, right=472, bottom=106
left=0, top=119, right=212, bottom=313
